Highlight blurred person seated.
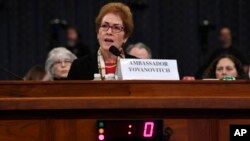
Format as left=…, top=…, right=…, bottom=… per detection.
left=184, top=54, right=248, bottom=80
left=202, top=54, right=248, bottom=80
left=23, top=65, right=48, bottom=81
left=65, top=25, right=90, bottom=58
left=126, top=42, right=152, bottom=59
left=45, top=47, right=77, bottom=80
left=213, top=27, right=248, bottom=65
left=196, top=27, right=249, bottom=78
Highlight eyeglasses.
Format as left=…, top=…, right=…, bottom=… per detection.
left=100, top=23, right=124, bottom=33
left=53, top=59, right=72, bottom=67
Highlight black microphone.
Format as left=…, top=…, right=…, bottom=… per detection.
left=109, top=46, right=124, bottom=58
left=0, top=66, right=24, bottom=80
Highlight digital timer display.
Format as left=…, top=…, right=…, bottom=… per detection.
left=97, top=120, right=163, bottom=141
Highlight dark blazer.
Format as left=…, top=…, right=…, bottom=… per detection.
left=67, top=52, right=137, bottom=80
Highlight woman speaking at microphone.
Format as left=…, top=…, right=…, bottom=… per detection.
left=67, top=2, right=136, bottom=80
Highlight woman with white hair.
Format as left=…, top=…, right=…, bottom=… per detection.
left=45, top=47, right=77, bottom=80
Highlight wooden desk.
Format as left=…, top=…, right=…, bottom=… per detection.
left=0, top=81, right=250, bottom=141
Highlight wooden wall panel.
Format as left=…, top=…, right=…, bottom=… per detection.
left=0, top=81, right=250, bottom=141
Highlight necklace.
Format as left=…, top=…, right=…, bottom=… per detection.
left=105, top=64, right=117, bottom=68
left=97, top=48, right=119, bottom=80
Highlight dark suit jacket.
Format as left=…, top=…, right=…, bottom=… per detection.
left=67, top=52, right=137, bottom=80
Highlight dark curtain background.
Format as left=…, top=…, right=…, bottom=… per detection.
left=0, top=0, right=249, bottom=80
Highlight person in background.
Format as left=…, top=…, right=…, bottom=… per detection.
left=65, top=25, right=90, bottom=58
left=67, top=2, right=136, bottom=80
left=23, top=65, right=48, bottom=81
left=126, top=42, right=152, bottom=59
left=196, top=27, right=249, bottom=78
left=219, top=27, right=232, bottom=48
left=211, top=27, right=248, bottom=64
left=202, top=54, right=248, bottom=80
left=45, top=47, right=77, bottom=80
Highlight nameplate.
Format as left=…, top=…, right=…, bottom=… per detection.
left=117, top=59, right=179, bottom=80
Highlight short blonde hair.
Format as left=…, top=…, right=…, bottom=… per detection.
left=45, top=47, right=77, bottom=80
left=95, top=2, right=134, bottom=39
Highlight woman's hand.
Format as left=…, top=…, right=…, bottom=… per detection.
left=182, top=76, right=196, bottom=80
